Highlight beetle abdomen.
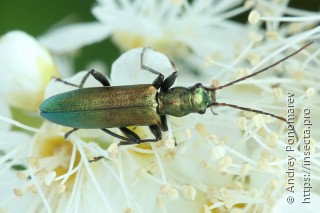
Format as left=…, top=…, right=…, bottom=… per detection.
left=40, top=85, right=163, bottom=129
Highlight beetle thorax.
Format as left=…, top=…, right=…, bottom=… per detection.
left=158, top=83, right=215, bottom=117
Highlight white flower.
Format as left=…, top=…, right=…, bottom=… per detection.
left=1, top=1, right=320, bottom=212
left=0, top=31, right=59, bottom=111
left=39, top=0, right=249, bottom=58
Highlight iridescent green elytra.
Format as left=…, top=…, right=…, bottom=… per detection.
left=40, top=44, right=311, bottom=146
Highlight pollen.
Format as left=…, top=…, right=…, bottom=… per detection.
left=182, top=184, right=196, bottom=201
left=200, top=160, right=211, bottom=170
left=244, top=0, right=254, bottom=9
left=13, top=188, right=23, bottom=196
left=287, top=23, right=303, bottom=34
left=195, top=123, right=208, bottom=137
left=27, top=184, right=38, bottom=194
left=164, top=150, right=176, bottom=160
left=168, top=188, right=179, bottom=199
left=36, top=168, right=48, bottom=177
left=170, top=0, right=184, bottom=6
left=136, top=168, right=147, bottom=178
left=208, top=134, right=218, bottom=144
left=240, top=163, right=251, bottom=175
left=185, top=128, right=192, bottom=138
left=219, top=156, right=232, bottom=171
left=221, top=135, right=231, bottom=144
left=234, top=181, right=243, bottom=190
left=16, top=171, right=27, bottom=180
left=56, top=184, right=66, bottom=193
left=249, top=32, right=263, bottom=43
left=265, top=132, right=279, bottom=148
left=44, top=171, right=56, bottom=186
left=147, top=161, right=159, bottom=174
left=293, top=70, right=304, bottom=80
left=220, top=187, right=230, bottom=198
left=271, top=178, right=278, bottom=190
left=107, top=143, right=119, bottom=160
left=273, top=87, right=283, bottom=100
left=212, top=145, right=226, bottom=160
left=248, top=10, right=261, bottom=24
left=156, top=196, right=164, bottom=208
left=237, top=117, right=247, bottom=130
left=236, top=68, right=251, bottom=79
left=164, top=138, right=175, bottom=149
left=160, top=184, right=179, bottom=199
left=27, top=157, right=40, bottom=169
left=253, top=115, right=265, bottom=128
left=266, top=31, right=279, bottom=39
left=209, top=79, right=220, bottom=88
left=256, top=158, right=270, bottom=171
left=246, top=52, right=261, bottom=65
left=160, top=184, right=171, bottom=194
left=305, top=87, right=315, bottom=97
left=124, top=208, right=135, bottom=213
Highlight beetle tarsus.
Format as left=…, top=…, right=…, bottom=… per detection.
left=54, top=77, right=79, bottom=87
left=64, top=128, right=79, bottom=140
left=54, top=69, right=110, bottom=88
left=89, top=156, right=104, bottom=163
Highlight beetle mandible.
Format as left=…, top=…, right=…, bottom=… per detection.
left=39, top=43, right=311, bottom=145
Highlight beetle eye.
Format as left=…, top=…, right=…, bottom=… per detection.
left=199, top=109, right=206, bottom=114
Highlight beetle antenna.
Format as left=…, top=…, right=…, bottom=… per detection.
left=210, top=102, right=299, bottom=140
left=207, top=41, right=313, bottom=91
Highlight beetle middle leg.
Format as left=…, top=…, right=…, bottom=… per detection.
left=118, top=126, right=162, bottom=146
left=140, top=47, right=178, bottom=91
left=100, top=126, right=162, bottom=146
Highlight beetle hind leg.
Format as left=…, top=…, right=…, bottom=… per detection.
left=54, top=69, right=110, bottom=88
left=54, top=78, right=79, bottom=87
left=79, top=69, right=110, bottom=88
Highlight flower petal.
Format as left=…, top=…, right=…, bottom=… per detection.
left=0, top=31, right=59, bottom=111
left=111, top=47, right=176, bottom=85
left=39, top=22, right=111, bottom=53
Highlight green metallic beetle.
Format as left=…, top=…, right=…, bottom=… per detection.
left=40, top=43, right=311, bottom=145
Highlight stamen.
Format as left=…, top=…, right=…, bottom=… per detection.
left=248, top=10, right=261, bottom=24
left=182, top=184, right=196, bottom=201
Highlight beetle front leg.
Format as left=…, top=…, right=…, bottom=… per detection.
left=160, top=58, right=178, bottom=91
left=140, top=47, right=164, bottom=89
left=140, top=47, right=178, bottom=91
